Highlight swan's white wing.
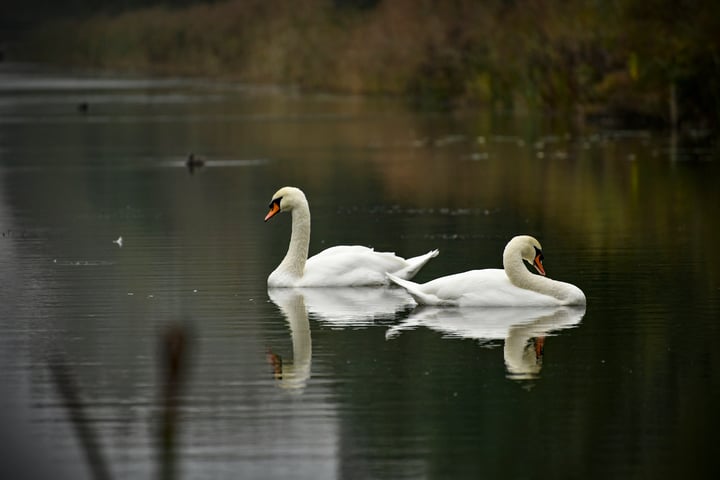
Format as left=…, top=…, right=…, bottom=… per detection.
left=301, top=246, right=414, bottom=286
left=392, top=269, right=565, bottom=307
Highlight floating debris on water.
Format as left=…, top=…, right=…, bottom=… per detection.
left=113, top=236, right=123, bottom=247
left=54, top=260, right=115, bottom=266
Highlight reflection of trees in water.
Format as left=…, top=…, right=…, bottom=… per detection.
left=13, top=0, right=720, bottom=128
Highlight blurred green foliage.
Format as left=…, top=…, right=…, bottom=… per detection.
left=8, top=0, right=720, bottom=129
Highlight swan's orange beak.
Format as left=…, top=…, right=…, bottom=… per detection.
left=533, top=254, right=546, bottom=276
left=264, top=202, right=280, bottom=222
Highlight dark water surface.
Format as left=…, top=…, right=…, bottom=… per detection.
left=1, top=65, right=719, bottom=479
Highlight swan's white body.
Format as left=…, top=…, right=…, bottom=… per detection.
left=265, top=186, right=438, bottom=287
left=387, top=235, right=586, bottom=307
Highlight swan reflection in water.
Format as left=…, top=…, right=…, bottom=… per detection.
left=386, top=305, right=586, bottom=380
left=298, top=287, right=414, bottom=327
left=267, top=287, right=414, bottom=390
left=267, top=288, right=313, bottom=392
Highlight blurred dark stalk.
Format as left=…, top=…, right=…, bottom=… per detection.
left=48, top=354, right=112, bottom=480
left=157, top=324, right=192, bottom=480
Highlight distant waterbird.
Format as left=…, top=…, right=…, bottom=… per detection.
left=186, top=153, right=205, bottom=174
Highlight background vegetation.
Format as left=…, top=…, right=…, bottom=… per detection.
left=5, top=0, right=720, bottom=129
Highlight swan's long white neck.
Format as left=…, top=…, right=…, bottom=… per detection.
left=279, top=199, right=311, bottom=278
left=503, top=245, right=581, bottom=304
left=503, top=251, right=546, bottom=292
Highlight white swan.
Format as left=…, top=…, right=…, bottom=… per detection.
left=387, top=235, right=586, bottom=307
left=264, top=186, right=439, bottom=287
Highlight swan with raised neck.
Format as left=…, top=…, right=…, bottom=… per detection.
left=264, top=186, right=438, bottom=287
left=387, top=235, right=586, bottom=307
left=265, top=187, right=311, bottom=283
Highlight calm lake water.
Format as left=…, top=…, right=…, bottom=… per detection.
left=1, top=64, right=718, bottom=479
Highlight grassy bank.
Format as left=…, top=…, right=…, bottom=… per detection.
left=13, top=0, right=720, bottom=128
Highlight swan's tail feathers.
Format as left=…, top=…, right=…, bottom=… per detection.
left=395, top=249, right=439, bottom=280
left=386, top=272, right=438, bottom=305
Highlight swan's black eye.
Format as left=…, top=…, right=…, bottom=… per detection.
left=534, top=246, right=544, bottom=261
left=268, top=197, right=282, bottom=209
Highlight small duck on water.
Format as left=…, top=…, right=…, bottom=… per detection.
left=186, top=153, right=205, bottom=174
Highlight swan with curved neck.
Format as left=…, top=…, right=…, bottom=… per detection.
left=387, top=235, right=586, bottom=307
left=264, top=186, right=438, bottom=287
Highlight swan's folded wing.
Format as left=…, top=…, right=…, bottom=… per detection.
left=422, top=269, right=507, bottom=301
left=303, top=246, right=408, bottom=286
left=423, top=269, right=560, bottom=307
